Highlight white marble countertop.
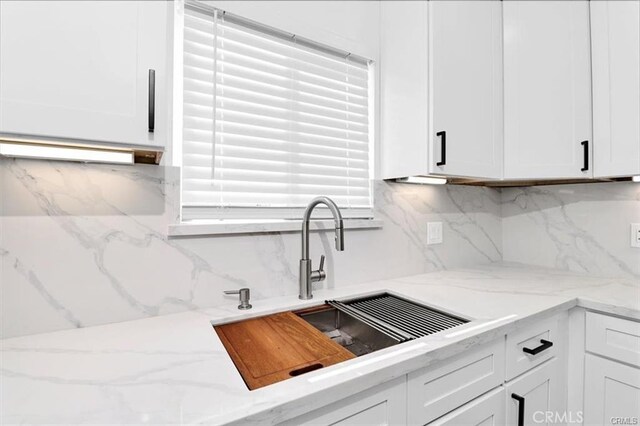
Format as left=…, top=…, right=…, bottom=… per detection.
left=1, top=263, right=638, bottom=425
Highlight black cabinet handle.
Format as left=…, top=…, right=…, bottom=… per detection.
left=512, top=393, right=525, bottom=426
left=436, top=131, right=446, bottom=166
left=522, top=339, right=553, bottom=355
left=581, top=140, right=588, bottom=171
left=148, top=69, right=156, bottom=133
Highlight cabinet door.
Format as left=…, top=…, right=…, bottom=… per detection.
left=380, top=1, right=429, bottom=180
left=591, top=0, right=640, bottom=178
left=281, top=376, right=407, bottom=425
left=584, top=354, right=640, bottom=426
left=0, top=1, right=166, bottom=147
left=503, top=1, right=592, bottom=179
left=429, top=1, right=503, bottom=179
left=428, top=387, right=505, bottom=426
left=506, top=359, right=566, bottom=426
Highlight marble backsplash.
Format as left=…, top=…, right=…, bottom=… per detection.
left=501, top=182, right=640, bottom=279
left=0, top=158, right=502, bottom=338
left=2, top=158, right=638, bottom=338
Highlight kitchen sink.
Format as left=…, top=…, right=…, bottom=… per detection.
left=214, top=292, right=469, bottom=390
left=297, top=305, right=399, bottom=356
left=296, top=293, right=469, bottom=357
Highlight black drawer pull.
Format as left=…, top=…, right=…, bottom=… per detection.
left=511, top=393, right=525, bottom=426
left=436, top=131, right=446, bottom=166
left=522, top=339, right=553, bottom=355
left=581, top=140, right=589, bottom=171
left=148, top=69, right=156, bottom=133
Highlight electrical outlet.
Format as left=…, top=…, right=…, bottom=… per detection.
left=631, top=223, right=640, bottom=248
left=427, top=222, right=443, bottom=245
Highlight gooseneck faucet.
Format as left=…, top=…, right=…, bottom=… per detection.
left=299, top=196, right=345, bottom=300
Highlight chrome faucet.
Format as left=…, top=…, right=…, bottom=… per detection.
left=299, top=196, right=345, bottom=300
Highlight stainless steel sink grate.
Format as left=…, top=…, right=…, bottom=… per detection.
left=326, top=294, right=468, bottom=342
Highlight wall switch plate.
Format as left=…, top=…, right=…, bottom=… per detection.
left=427, top=222, right=443, bottom=245
left=631, top=223, right=640, bottom=248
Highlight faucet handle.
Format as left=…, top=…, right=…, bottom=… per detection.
left=310, top=255, right=326, bottom=283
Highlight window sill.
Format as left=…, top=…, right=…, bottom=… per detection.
left=167, top=218, right=383, bottom=237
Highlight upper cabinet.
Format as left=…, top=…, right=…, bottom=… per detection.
left=503, top=0, right=593, bottom=180
left=591, top=1, right=640, bottom=178
left=0, top=1, right=167, bottom=148
left=380, top=1, right=429, bottom=180
left=380, top=1, right=503, bottom=180
left=428, top=0, right=503, bottom=179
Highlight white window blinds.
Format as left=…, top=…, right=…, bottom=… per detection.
left=181, top=4, right=373, bottom=220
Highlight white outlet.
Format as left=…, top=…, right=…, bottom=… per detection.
left=631, top=223, right=640, bottom=248
left=427, top=222, right=443, bottom=245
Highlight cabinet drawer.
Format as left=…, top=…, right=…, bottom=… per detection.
left=428, top=387, right=505, bottom=426
left=408, top=338, right=505, bottom=425
left=586, top=312, right=640, bottom=367
left=281, top=376, right=407, bottom=425
left=506, top=314, right=563, bottom=380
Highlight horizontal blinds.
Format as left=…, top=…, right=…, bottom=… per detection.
left=182, top=5, right=373, bottom=220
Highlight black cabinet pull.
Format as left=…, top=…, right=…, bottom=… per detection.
left=581, top=140, right=588, bottom=171
left=148, top=69, right=156, bottom=133
left=522, top=339, right=553, bottom=355
left=436, top=131, right=446, bottom=166
left=512, top=393, right=525, bottom=426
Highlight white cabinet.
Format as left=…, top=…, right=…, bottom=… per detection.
left=0, top=1, right=167, bottom=148
left=586, top=312, right=640, bottom=367
left=591, top=0, right=640, bottom=178
left=584, top=354, right=640, bottom=426
left=506, top=359, right=566, bottom=426
left=503, top=1, right=592, bottom=180
left=428, top=0, right=503, bottom=179
left=408, top=339, right=505, bottom=425
left=281, top=376, right=407, bottom=426
left=380, top=1, right=429, bottom=180
left=506, top=315, right=562, bottom=381
left=428, top=388, right=506, bottom=426
left=380, top=1, right=503, bottom=180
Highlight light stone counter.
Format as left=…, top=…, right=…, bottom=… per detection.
left=1, top=263, right=638, bottom=425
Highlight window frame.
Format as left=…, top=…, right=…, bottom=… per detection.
left=174, top=1, right=377, bottom=226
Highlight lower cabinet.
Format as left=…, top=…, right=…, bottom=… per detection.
left=281, top=376, right=407, bottom=425
left=505, top=358, right=565, bottom=426
left=583, top=354, right=640, bottom=426
left=408, top=339, right=505, bottom=425
left=428, top=388, right=506, bottom=426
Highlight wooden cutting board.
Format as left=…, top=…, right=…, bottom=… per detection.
left=214, top=311, right=355, bottom=390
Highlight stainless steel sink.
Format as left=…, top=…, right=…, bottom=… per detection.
left=296, top=293, right=468, bottom=357
left=297, top=306, right=400, bottom=356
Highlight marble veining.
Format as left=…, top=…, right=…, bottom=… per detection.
left=1, top=158, right=502, bottom=338
left=1, top=158, right=637, bottom=341
left=502, top=183, right=640, bottom=278
left=1, top=263, right=638, bottom=425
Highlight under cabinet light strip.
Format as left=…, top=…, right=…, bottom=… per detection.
left=0, top=141, right=134, bottom=165
left=396, top=176, right=447, bottom=185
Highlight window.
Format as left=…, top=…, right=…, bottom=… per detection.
left=180, top=2, right=374, bottom=221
